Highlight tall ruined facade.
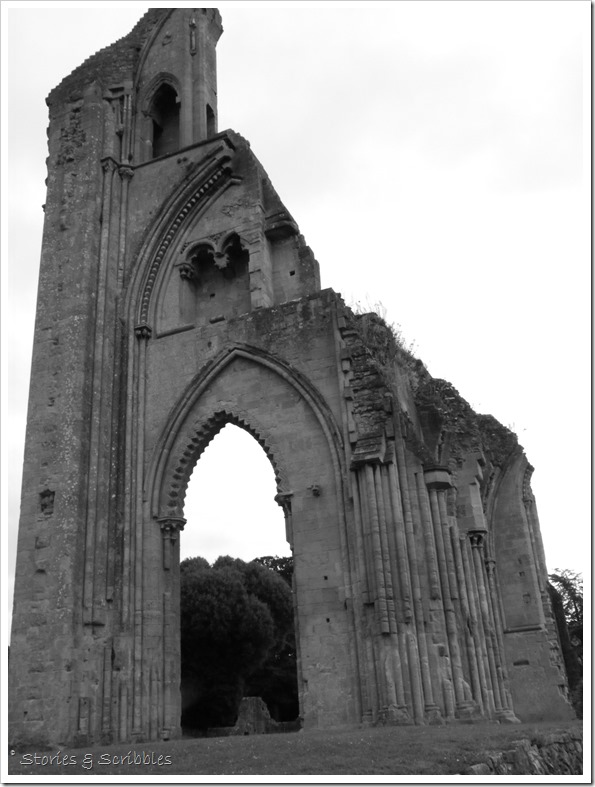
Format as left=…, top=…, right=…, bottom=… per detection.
left=9, top=9, right=574, bottom=747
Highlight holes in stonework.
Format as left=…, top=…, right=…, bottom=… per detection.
left=210, top=293, right=216, bottom=298
left=323, top=576, right=328, bottom=581
left=289, top=270, right=295, bottom=277
left=326, top=618, right=330, bottom=623
left=40, top=489, right=55, bottom=516
left=513, top=659, right=530, bottom=666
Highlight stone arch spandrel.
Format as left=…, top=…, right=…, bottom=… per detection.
left=147, top=343, right=345, bottom=524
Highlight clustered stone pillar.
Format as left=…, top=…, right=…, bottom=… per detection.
left=158, top=516, right=185, bottom=740
left=349, top=431, right=518, bottom=725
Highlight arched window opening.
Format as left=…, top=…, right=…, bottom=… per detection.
left=221, top=233, right=250, bottom=276
left=179, top=424, right=298, bottom=734
left=180, top=424, right=286, bottom=562
left=150, top=83, right=180, bottom=158
left=206, top=104, right=216, bottom=138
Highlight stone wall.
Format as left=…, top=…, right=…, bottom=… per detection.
left=463, top=730, right=582, bottom=775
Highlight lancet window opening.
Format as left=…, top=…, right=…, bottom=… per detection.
left=148, top=83, right=180, bottom=158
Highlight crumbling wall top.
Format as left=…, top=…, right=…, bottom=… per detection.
left=47, top=10, right=170, bottom=106
left=46, top=9, right=223, bottom=108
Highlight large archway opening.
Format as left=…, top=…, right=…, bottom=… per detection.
left=178, top=423, right=299, bottom=733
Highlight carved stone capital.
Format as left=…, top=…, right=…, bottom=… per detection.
left=158, top=517, right=186, bottom=571
left=469, top=529, right=487, bottom=549
left=134, top=323, right=152, bottom=341
left=101, top=156, right=118, bottom=173
left=274, top=492, right=293, bottom=517
left=485, top=558, right=497, bottom=575
left=423, top=465, right=452, bottom=490
left=159, top=516, right=186, bottom=536
left=118, top=165, right=134, bottom=181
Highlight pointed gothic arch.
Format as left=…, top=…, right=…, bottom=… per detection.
left=147, top=343, right=346, bottom=521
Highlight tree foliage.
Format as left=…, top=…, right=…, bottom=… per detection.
left=253, top=555, right=294, bottom=586
left=549, top=568, right=583, bottom=644
left=180, top=555, right=296, bottom=730
left=248, top=555, right=297, bottom=721
left=548, top=568, right=583, bottom=716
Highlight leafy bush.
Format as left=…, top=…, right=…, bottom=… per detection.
left=180, top=556, right=296, bottom=729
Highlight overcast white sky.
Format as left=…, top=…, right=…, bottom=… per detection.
left=2, top=2, right=590, bottom=624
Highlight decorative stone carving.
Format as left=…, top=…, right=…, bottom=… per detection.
left=138, top=158, right=233, bottom=325
left=118, top=165, right=134, bottom=181
left=274, top=491, right=294, bottom=548
left=134, top=323, right=152, bottom=340
left=158, top=517, right=186, bottom=570
left=177, top=261, right=196, bottom=281
left=469, top=530, right=487, bottom=549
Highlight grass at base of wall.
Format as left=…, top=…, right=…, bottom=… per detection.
left=8, top=720, right=582, bottom=777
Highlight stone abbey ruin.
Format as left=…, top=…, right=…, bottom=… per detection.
left=9, top=9, right=575, bottom=746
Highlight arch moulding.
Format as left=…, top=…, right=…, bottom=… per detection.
left=147, top=342, right=347, bottom=522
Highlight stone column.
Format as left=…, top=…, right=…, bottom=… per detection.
left=158, top=516, right=185, bottom=739
left=394, top=438, right=442, bottom=723
left=469, top=530, right=502, bottom=715
left=379, top=464, right=409, bottom=719
left=117, top=165, right=134, bottom=288
left=82, top=156, right=118, bottom=626
left=469, top=529, right=518, bottom=722
left=424, top=467, right=475, bottom=719
left=450, top=527, right=483, bottom=711
left=350, top=458, right=414, bottom=725
left=350, top=470, right=375, bottom=724
left=484, top=556, right=519, bottom=722
left=131, top=322, right=151, bottom=739
left=459, top=531, right=492, bottom=714
left=386, top=459, right=422, bottom=723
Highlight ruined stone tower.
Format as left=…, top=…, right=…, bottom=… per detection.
left=9, top=9, right=574, bottom=747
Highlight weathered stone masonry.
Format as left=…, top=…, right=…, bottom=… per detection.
left=9, top=8, right=574, bottom=747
